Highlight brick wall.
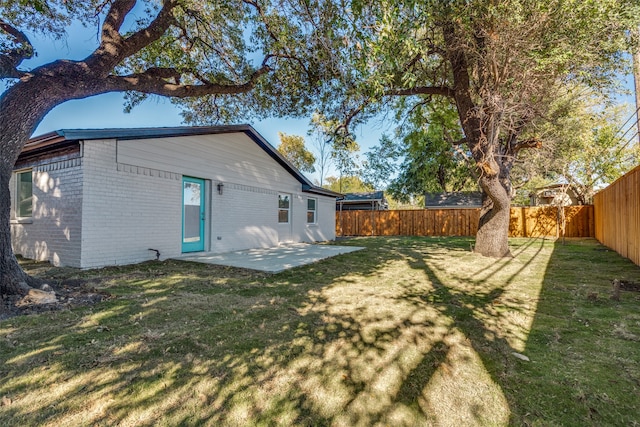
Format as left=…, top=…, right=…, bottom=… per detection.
left=210, top=182, right=281, bottom=252
left=80, top=140, right=182, bottom=269
left=11, top=157, right=83, bottom=267
left=13, top=133, right=338, bottom=269
left=114, top=133, right=336, bottom=257
left=304, top=195, right=337, bottom=242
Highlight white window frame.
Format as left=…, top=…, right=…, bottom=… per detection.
left=307, top=197, right=317, bottom=224
left=15, top=169, right=33, bottom=219
left=278, top=193, right=291, bottom=224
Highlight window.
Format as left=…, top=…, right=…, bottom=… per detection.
left=16, top=170, right=33, bottom=218
left=307, top=198, right=317, bottom=224
left=278, top=194, right=290, bottom=223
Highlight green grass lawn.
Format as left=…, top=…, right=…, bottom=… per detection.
left=1, top=237, right=639, bottom=426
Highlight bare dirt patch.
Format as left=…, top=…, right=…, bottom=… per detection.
left=1, top=276, right=110, bottom=321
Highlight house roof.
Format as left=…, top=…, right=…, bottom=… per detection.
left=338, top=191, right=386, bottom=202
left=425, top=191, right=483, bottom=208
left=533, top=183, right=574, bottom=192
left=25, top=125, right=340, bottom=198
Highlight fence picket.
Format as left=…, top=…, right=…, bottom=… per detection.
left=336, top=206, right=594, bottom=239
left=594, top=165, right=640, bottom=266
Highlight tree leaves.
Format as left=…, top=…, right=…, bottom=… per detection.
left=277, top=132, right=316, bottom=173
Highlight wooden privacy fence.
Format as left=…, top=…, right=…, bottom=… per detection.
left=509, top=206, right=594, bottom=238
left=594, top=164, right=640, bottom=266
left=336, top=205, right=595, bottom=238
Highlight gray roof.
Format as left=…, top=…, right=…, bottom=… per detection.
left=425, top=192, right=483, bottom=208
left=338, top=191, right=386, bottom=202
left=532, top=183, right=576, bottom=193
left=28, top=126, right=251, bottom=143
left=25, top=125, right=340, bottom=198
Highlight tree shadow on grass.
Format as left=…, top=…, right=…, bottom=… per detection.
left=396, top=244, right=521, bottom=424
left=0, top=237, right=522, bottom=426
left=2, top=237, right=637, bottom=426
left=514, top=239, right=640, bottom=426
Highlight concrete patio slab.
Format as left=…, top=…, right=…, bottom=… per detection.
left=173, top=243, right=365, bottom=273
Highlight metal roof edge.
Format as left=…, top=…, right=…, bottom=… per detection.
left=24, top=125, right=319, bottom=191
left=29, top=125, right=254, bottom=142
left=302, top=184, right=342, bottom=198
left=23, top=126, right=256, bottom=153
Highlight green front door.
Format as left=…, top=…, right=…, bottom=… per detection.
left=182, top=177, right=205, bottom=252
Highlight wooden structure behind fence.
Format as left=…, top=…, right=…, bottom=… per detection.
left=594, top=165, right=640, bottom=266
left=336, top=205, right=594, bottom=238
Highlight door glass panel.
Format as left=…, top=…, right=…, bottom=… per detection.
left=183, top=181, right=202, bottom=243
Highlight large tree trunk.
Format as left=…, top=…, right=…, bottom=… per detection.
left=0, top=77, right=63, bottom=297
left=475, top=174, right=511, bottom=257
left=1, top=0, right=269, bottom=300
left=0, top=167, right=34, bottom=297
left=443, top=23, right=513, bottom=258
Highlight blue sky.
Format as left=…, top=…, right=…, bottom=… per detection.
left=12, top=15, right=638, bottom=185
left=20, top=20, right=390, bottom=184
left=26, top=21, right=319, bottom=151
left=33, top=93, right=315, bottom=151
left=31, top=92, right=387, bottom=184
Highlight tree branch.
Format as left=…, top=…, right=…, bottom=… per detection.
left=443, top=128, right=467, bottom=146
left=243, top=0, right=313, bottom=79
left=512, top=138, right=542, bottom=154
left=0, top=19, right=34, bottom=78
left=104, top=0, right=135, bottom=36
left=386, top=86, right=455, bottom=98
left=334, top=99, right=370, bottom=135
left=402, top=47, right=444, bottom=71
left=121, top=0, right=179, bottom=57
left=86, top=0, right=134, bottom=66
left=105, top=63, right=271, bottom=97
left=84, top=0, right=179, bottom=73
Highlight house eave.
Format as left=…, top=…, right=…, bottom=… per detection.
left=24, top=125, right=318, bottom=191
left=303, top=184, right=342, bottom=198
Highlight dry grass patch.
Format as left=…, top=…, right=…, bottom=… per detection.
left=1, top=237, right=639, bottom=426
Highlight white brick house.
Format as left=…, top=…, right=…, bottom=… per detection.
left=10, top=125, right=339, bottom=268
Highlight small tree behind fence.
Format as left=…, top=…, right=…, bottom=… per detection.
left=594, top=164, right=640, bottom=266
left=336, top=206, right=594, bottom=239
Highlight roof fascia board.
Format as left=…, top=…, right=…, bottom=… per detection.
left=24, top=125, right=331, bottom=194
left=302, top=184, right=342, bottom=198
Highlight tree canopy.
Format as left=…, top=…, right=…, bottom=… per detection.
left=313, top=0, right=640, bottom=256
left=514, top=89, right=640, bottom=204
left=324, top=175, right=372, bottom=194
left=364, top=101, right=477, bottom=203
left=0, top=0, right=337, bottom=297
left=277, top=132, right=316, bottom=173
left=1, top=0, right=639, bottom=299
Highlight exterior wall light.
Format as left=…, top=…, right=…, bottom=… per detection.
left=217, top=182, right=224, bottom=195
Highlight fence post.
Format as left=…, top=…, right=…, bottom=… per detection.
left=371, top=203, right=375, bottom=236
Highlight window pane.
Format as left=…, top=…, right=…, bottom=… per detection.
left=307, top=198, right=316, bottom=210
left=307, top=198, right=317, bottom=223
left=278, top=209, right=289, bottom=223
left=307, top=211, right=315, bottom=223
left=278, top=194, right=290, bottom=209
left=17, top=171, right=32, bottom=218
